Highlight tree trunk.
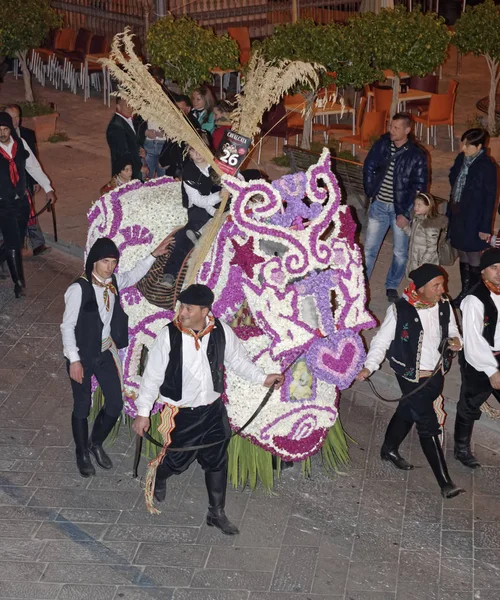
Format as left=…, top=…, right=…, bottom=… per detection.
left=390, top=74, right=399, bottom=120
left=17, top=51, right=34, bottom=103
left=300, top=92, right=315, bottom=150
left=487, top=59, right=500, bottom=136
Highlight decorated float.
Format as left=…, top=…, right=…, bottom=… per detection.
left=86, top=31, right=376, bottom=488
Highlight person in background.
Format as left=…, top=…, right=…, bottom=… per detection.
left=448, top=128, right=497, bottom=308
left=191, top=87, right=216, bottom=135
left=212, top=100, right=233, bottom=152
left=405, top=192, right=448, bottom=275
left=99, top=158, right=134, bottom=196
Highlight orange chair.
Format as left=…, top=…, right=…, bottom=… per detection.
left=327, top=96, right=367, bottom=141
left=373, top=86, right=392, bottom=120
left=338, top=110, right=387, bottom=151
left=228, top=27, right=251, bottom=65
left=412, top=85, right=457, bottom=150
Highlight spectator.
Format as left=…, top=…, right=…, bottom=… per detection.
left=106, top=97, right=148, bottom=181
left=139, top=66, right=167, bottom=179
left=191, top=87, right=216, bottom=135
left=212, top=100, right=233, bottom=152
left=4, top=103, right=51, bottom=256
left=363, top=113, right=429, bottom=303
left=99, top=158, right=134, bottom=196
left=447, top=128, right=497, bottom=308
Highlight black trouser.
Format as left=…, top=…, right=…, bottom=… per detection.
left=457, top=353, right=500, bottom=421
left=0, top=194, right=30, bottom=250
left=163, top=206, right=213, bottom=277
left=67, top=350, right=123, bottom=419
left=393, top=373, right=443, bottom=439
left=156, top=398, right=231, bottom=479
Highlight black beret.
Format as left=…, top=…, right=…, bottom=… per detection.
left=178, top=284, right=214, bottom=307
left=85, top=238, right=120, bottom=281
left=480, top=248, right=500, bottom=271
left=0, top=112, right=14, bottom=131
left=409, top=263, right=444, bottom=289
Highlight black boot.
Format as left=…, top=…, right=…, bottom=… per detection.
left=5, top=248, right=25, bottom=298
left=71, top=415, right=96, bottom=478
left=88, top=409, right=117, bottom=470
left=0, top=244, right=7, bottom=279
left=420, top=435, right=465, bottom=499
left=380, top=413, right=414, bottom=470
left=153, top=461, right=173, bottom=503
left=452, top=262, right=470, bottom=308
left=454, top=416, right=481, bottom=468
left=205, top=469, right=239, bottom=535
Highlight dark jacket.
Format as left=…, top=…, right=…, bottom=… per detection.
left=19, top=125, right=37, bottom=193
left=106, top=113, right=143, bottom=180
left=447, top=150, right=497, bottom=252
left=363, top=133, right=429, bottom=218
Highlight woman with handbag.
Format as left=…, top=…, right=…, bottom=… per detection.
left=405, top=192, right=448, bottom=276
left=447, top=128, right=497, bottom=308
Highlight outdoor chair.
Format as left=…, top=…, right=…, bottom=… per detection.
left=413, top=82, right=457, bottom=150
left=82, top=36, right=110, bottom=102
left=372, top=86, right=392, bottom=120
left=339, top=109, right=387, bottom=151
left=326, top=97, right=367, bottom=141
left=256, top=102, right=303, bottom=163
left=406, top=74, right=439, bottom=113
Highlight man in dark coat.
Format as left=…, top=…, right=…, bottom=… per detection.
left=447, top=128, right=497, bottom=307
left=5, top=104, right=51, bottom=256
left=106, top=98, right=147, bottom=181
left=363, top=113, right=429, bottom=303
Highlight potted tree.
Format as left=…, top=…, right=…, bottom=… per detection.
left=349, top=6, right=451, bottom=119
left=454, top=0, right=500, bottom=160
left=146, top=15, right=239, bottom=93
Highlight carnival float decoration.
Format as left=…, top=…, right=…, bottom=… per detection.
left=85, top=29, right=376, bottom=488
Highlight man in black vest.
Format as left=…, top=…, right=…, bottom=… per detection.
left=456, top=248, right=500, bottom=468
left=133, top=284, right=284, bottom=534
left=356, top=264, right=464, bottom=498
left=106, top=97, right=147, bottom=181
left=0, top=112, right=56, bottom=298
left=61, top=236, right=170, bottom=478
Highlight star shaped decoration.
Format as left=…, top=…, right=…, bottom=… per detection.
left=338, top=210, right=357, bottom=247
left=230, top=237, right=265, bottom=279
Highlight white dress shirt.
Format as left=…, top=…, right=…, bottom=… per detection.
left=0, top=137, right=53, bottom=192
left=60, top=254, right=155, bottom=363
left=461, top=293, right=500, bottom=377
left=117, top=112, right=136, bottom=133
left=135, top=319, right=267, bottom=415
left=146, top=120, right=166, bottom=142
left=364, top=299, right=461, bottom=375
left=184, top=164, right=221, bottom=217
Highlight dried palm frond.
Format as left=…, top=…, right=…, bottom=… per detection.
left=231, top=50, right=323, bottom=139
left=100, top=28, right=219, bottom=173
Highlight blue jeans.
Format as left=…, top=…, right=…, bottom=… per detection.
left=364, top=199, right=409, bottom=290
left=144, top=139, right=166, bottom=179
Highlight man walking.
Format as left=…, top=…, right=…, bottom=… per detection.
left=356, top=264, right=463, bottom=498
left=363, top=113, right=428, bottom=302
left=455, top=248, right=500, bottom=468
left=106, top=97, right=148, bottom=181
left=4, top=104, right=51, bottom=256
left=133, top=284, right=284, bottom=533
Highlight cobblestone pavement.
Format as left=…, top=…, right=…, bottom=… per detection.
left=1, top=251, right=500, bottom=600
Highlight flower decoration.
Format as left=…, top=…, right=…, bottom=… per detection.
left=230, top=237, right=265, bottom=278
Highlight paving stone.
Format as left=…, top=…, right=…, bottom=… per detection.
left=270, top=545, right=318, bottom=593
left=134, top=544, right=209, bottom=568
left=440, top=559, right=473, bottom=591
left=251, top=594, right=342, bottom=600
left=346, top=562, right=398, bottom=593
left=0, top=445, right=43, bottom=460
left=28, top=472, right=91, bottom=489
left=35, top=522, right=106, bottom=541
left=442, top=531, right=473, bottom=558
left=346, top=594, right=396, bottom=600
left=352, top=525, right=401, bottom=561
left=0, top=520, right=40, bottom=539
left=0, top=470, right=35, bottom=486
left=139, top=566, right=193, bottom=588
left=57, top=584, right=118, bottom=600
left=395, top=582, right=439, bottom=600
left=399, top=550, right=440, bottom=583
left=175, top=591, right=249, bottom=600
left=39, top=540, right=138, bottom=564
left=401, top=521, right=441, bottom=552
left=0, top=582, right=61, bottom=599
left=474, top=468, right=500, bottom=496
left=104, top=524, right=199, bottom=544
left=57, top=509, right=121, bottom=523
left=404, top=490, right=443, bottom=522
left=438, top=593, right=474, bottom=600
left=28, top=488, right=140, bottom=509
left=206, top=547, right=279, bottom=572
left=442, top=509, right=473, bottom=531
left=474, top=521, right=500, bottom=548
left=0, top=561, right=46, bottom=582
left=0, top=505, right=58, bottom=521
left=474, top=495, right=500, bottom=524
left=312, top=548, right=349, bottom=596
left=236, top=507, right=289, bottom=548
left=42, top=563, right=143, bottom=585
left=282, top=513, right=323, bottom=546
left=474, top=549, right=500, bottom=588
left=191, top=569, right=273, bottom=592
left=118, top=509, right=203, bottom=528
left=114, top=587, right=174, bottom=599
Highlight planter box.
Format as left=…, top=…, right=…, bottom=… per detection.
left=25, top=113, right=59, bottom=142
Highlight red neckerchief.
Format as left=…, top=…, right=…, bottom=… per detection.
left=404, top=281, right=437, bottom=309
left=483, top=275, right=500, bottom=295
left=0, top=139, right=20, bottom=186
left=91, top=275, right=118, bottom=311
left=174, top=314, right=215, bottom=351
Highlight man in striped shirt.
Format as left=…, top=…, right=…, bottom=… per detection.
left=363, top=113, right=429, bottom=303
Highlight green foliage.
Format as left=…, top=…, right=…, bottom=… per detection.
left=348, top=6, right=450, bottom=78
left=272, top=154, right=291, bottom=167
left=454, top=0, right=500, bottom=61
left=0, top=0, right=61, bottom=57
left=19, top=100, right=55, bottom=117
left=146, top=15, right=239, bottom=92
left=48, top=131, right=69, bottom=143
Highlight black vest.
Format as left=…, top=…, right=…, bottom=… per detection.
left=181, top=160, right=221, bottom=209
left=160, top=318, right=226, bottom=401
left=74, top=275, right=129, bottom=364
left=469, top=280, right=497, bottom=346
left=0, top=139, right=29, bottom=201
left=388, top=298, right=450, bottom=382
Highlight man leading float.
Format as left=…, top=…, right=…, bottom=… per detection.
left=133, top=284, right=284, bottom=534
left=356, top=264, right=464, bottom=498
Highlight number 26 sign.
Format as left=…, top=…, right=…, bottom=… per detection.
left=215, top=130, right=252, bottom=175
